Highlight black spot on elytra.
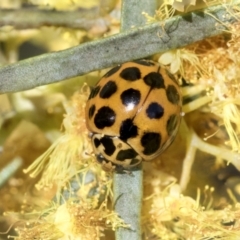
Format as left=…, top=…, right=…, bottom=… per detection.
left=120, top=67, right=141, bottom=81
left=103, top=65, right=121, bottom=78
left=146, top=102, right=164, bottom=119
left=120, top=88, right=141, bottom=107
left=119, top=118, right=138, bottom=141
left=88, top=105, right=96, bottom=119
left=88, top=85, right=100, bottom=100
left=132, top=59, right=155, bottom=66
left=94, top=106, right=116, bottom=129
left=100, top=137, right=116, bottom=156
left=166, top=85, right=180, bottom=104
left=166, top=71, right=178, bottom=85
left=143, top=72, right=165, bottom=89
left=99, top=81, right=117, bottom=99
left=93, top=137, right=101, bottom=148
left=167, top=114, right=178, bottom=136
left=116, top=148, right=138, bottom=161
left=141, top=132, right=161, bottom=155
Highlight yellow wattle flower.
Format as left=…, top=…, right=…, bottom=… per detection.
left=24, top=84, right=95, bottom=190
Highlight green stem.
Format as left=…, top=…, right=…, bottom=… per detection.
left=0, top=3, right=238, bottom=93
left=113, top=1, right=157, bottom=240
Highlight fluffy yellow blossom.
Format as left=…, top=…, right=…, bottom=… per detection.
left=143, top=0, right=222, bottom=23
left=159, top=48, right=208, bottom=77
left=172, top=0, right=197, bottom=12
left=142, top=1, right=175, bottom=22
left=159, top=26, right=240, bottom=152
left=24, top=84, right=96, bottom=190
left=12, top=197, right=128, bottom=240
left=144, top=184, right=240, bottom=239
left=13, top=222, right=64, bottom=240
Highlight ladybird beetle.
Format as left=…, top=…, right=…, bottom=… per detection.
left=85, top=59, right=182, bottom=172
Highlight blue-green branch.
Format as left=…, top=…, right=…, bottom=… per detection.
left=0, top=3, right=238, bottom=93
left=113, top=1, right=158, bottom=240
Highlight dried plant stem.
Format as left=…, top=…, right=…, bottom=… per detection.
left=180, top=126, right=240, bottom=190
left=113, top=1, right=157, bottom=239
left=0, top=7, right=106, bottom=30
left=0, top=3, right=239, bottom=93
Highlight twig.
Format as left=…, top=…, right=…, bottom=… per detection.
left=180, top=128, right=240, bottom=190
left=113, top=171, right=143, bottom=240
left=113, top=1, right=157, bottom=240
left=0, top=7, right=108, bottom=30
left=0, top=3, right=238, bottom=94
